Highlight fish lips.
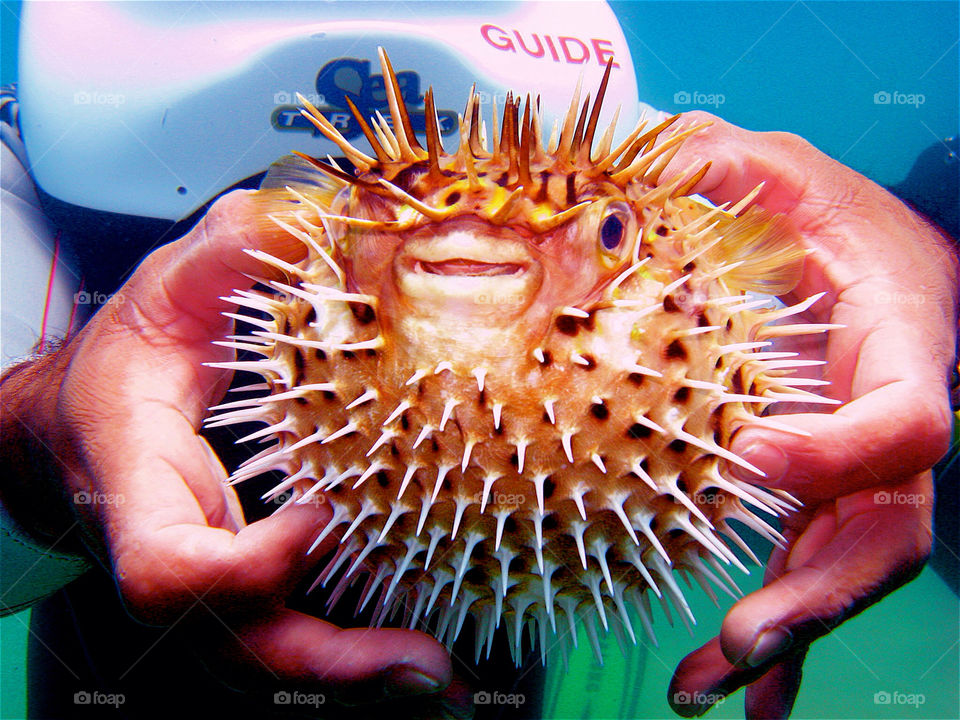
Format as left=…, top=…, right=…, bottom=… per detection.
left=396, top=228, right=542, bottom=311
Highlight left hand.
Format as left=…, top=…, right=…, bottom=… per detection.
left=660, top=113, right=957, bottom=718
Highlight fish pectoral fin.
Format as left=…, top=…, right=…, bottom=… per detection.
left=711, top=207, right=806, bottom=296
left=259, top=153, right=343, bottom=196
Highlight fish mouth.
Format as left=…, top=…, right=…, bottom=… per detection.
left=416, top=259, right=526, bottom=277
left=396, top=226, right=540, bottom=308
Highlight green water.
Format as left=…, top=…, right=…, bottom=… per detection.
left=539, top=566, right=959, bottom=719
left=0, top=610, right=28, bottom=719
left=2, top=565, right=957, bottom=718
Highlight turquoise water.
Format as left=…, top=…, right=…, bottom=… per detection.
left=1, top=2, right=958, bottom=719
left=0, top=4, right=17, bottom=87
left=613, top=0, right=957, bottom=189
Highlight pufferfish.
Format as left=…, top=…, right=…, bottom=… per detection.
left=206, top=49, right=835, bottom=666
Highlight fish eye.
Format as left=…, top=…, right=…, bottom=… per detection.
left=597, top=202, right=632, bottom=264
left=601, top=214, right=624, bottom=250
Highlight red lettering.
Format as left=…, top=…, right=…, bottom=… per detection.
left=513, top=31, right=545, bottom=59
left=481, top=24, right=515, bottom=52
left=481, top=26, right=621, bottom=68
left=544, top=35, right=560, bottom=62
left=559, top=36, right=589, bottom=64
left=591, top=38, right=619, bottom=68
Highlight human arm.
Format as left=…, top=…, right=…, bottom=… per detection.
left=0, top=120, right=90, bottom=613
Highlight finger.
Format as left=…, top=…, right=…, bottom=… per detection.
left=744, top=651, right=807, bottom=720
left=110, top=454, right=333, bottom=624
left=669, top=637, right=763, bottom=717
left=668, top=534, right=796, bottom=719
left=669, top=636, right=808, bottom=720
left=728, top=379, right=952, bottom=499
left=127, top=189, right=307, bottom=335
left=207, top=609, right=455, bottom=707
left=672, top=475, right=930, bottom=715
left=717, top=476, right=932, bottom=671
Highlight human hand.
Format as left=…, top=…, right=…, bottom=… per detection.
left=0, top=191, right=466, bottom=715
left=661, top=113, right=958, bottom=718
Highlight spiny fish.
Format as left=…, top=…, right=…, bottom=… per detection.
left=206, top=48, right=835, bottom=666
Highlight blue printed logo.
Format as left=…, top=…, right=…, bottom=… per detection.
left=272, top=58, right=458, bottom=140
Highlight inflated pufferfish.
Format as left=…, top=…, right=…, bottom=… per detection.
left=207, top=49, right=834, bottom=665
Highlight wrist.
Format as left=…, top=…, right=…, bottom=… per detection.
left=0, top=345, right=86, bottom=553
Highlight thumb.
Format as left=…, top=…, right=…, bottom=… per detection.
left=663, top=110, right=862, bottom=220
left=82, top=189, right=308, bottom=424
left=134, top=189, right=306, bottom=331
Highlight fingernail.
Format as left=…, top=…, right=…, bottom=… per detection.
left=730, top=440, right=789, bottom=483
left=744, top=626, right=793, bottom=667
left=384, top=664, right=443, bottom=697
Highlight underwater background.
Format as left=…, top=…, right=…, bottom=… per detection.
left=1, top=1, right=957, bottom=718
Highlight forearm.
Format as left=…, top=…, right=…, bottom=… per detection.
left=0, top=347, right=94, bottom=615
left=0, top=346, right=84, bottom=549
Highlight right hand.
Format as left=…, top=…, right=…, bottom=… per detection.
left=0, top=190, right=469, bottom=717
